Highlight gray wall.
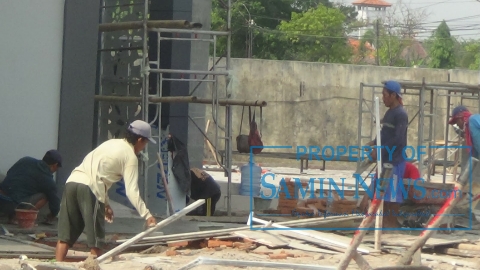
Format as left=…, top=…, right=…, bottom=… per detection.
left=0, top=0, right=64, bottom=175
left=57, top=0, right=100, bottom=190
left=206, top=58, right=480, bottom=158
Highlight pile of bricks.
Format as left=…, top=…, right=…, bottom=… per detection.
left=163, top=238, right=320, bottom=260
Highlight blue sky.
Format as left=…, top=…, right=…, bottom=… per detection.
left=339, top=0, right=480, bottom=40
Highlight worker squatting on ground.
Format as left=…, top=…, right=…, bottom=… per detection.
left=0, top=150, right=62, bottom=225
left=187, top=168, right=221, bottom=216
left=55, top=120, right=157, bottom=261
left=366, top=80, right=409, bottom=228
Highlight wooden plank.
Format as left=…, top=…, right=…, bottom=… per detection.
left=435, top=247, right=480, bottom=258
left=287, top=240, right=339, bottom=254
left=417, top=253, right=480, bottom=269
left=362, top=234, right=469, bottom=248
left=274, top=230, right=376, bottom=254
left=233, top=230, right=289, bottom=248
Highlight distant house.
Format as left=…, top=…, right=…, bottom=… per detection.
left=400, top=39, right=428, bottom=66
left=348, top=38, right=376, bottom=65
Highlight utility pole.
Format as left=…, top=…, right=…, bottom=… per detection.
left=375, top=19, right=380, bottom=66
left=241, top=4, right=252, bottom=58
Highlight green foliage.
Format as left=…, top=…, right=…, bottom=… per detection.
left=465, top=42, right=480, bottom=70
left=428, top=21, right=456, bottom=69
left=277, top=5, right=352, bottom=63
left=452, top=39, right=480, bottom=70
left=210, top=0, right=357, bottom=62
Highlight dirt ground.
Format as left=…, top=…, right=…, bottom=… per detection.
left=1, top=244, right=478, bottom=270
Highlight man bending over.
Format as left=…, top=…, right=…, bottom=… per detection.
left=55, top=120, right=157, bottom=261
left=0, top=150, right=62, bottom=225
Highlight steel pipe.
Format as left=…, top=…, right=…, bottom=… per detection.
left=94, top=95, right=267, bottom=107
left=149, top=28, right=230, bottom=36
left=98, top=20, right=203, bottom=32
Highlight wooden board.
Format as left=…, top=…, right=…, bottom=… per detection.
left=272, top=229, right=375, bottom=254
left=362, top=234, right=470, bottom=248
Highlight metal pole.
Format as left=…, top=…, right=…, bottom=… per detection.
left=337, top=164, right=394, bottom=270
left=96, top=0, right=107, bottom=147
left=374, top=97, right=383, bottom=251
left=142, top=0, right=150, bottom=208
left=417, top=78, right=425, bottom=179
left=226, top=0, right=232, bottom=217
left=443, top=91, right=451, bottom=184
left=357, top=83, right=364, bottom=172
left=98, top=20, right=202, bottom=32
left=396, top=158, right=479, bottom=266
left=96, top=199, right=206, bottom=263
left=426, top=89, right=435, bottom=182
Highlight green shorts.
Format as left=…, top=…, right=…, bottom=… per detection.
left=57, top=182, right=105, bottom=248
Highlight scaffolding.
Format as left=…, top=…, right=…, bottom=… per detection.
left=95, top=0, right=266, bottom=217
left=357, top=78, right=480, bottom=183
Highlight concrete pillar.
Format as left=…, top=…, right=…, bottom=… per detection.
left=57, top=0, right=100, bottom=193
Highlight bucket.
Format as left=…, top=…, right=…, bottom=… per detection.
left=15, top=202, right=38, bottom=229
left=239, top=162, right=262, bottom=197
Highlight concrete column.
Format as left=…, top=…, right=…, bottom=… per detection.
left=57, top=0, right=100, bottom=192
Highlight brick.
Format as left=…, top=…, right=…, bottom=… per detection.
left=168, top=241, right=189, bottom=247
left=269, top=253, right=288, bottom=259
left=166, top=250, right=178, bottom=256
left=207, top=240, right=233, bottom=248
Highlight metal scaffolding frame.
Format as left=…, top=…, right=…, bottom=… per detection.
left=95, top=0, right=266, bottom=217
left=357, top=78, right=480, bottom=183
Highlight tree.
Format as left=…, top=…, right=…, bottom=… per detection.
left=278, top=5, right=352, bottom=63
left=210, top=0, right=358, bottom=61
left=464, top=42, right=480, bottom=70
left=454, top=39, right=480, bottom=70
left=428, top=21, right=456, bottom=69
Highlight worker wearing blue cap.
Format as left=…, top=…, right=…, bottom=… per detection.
left=366, top=80, right=409, bottom=228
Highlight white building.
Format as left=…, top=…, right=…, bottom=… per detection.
left=352, top=0, right=392, bottom=38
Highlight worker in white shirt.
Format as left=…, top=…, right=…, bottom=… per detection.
left=55, top=120, right=157, bottom=261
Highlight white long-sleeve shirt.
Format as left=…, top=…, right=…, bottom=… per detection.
left=66, top=139, right=152, bottom=220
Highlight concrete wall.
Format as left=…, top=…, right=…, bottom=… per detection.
left=0, top=0, right=64, bottom=175
left=206, top=58, right=480, bottom=158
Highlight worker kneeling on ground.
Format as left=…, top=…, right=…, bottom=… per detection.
left=0, top=150, right=62, bottom=225
left=187, top=168, right=221, bottom=216
left=55, top=120, right=157, bottom=261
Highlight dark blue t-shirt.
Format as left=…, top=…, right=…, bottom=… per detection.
left=0, top=157, right=60, bottom=216
left=373, top=105, right=408, bottom=165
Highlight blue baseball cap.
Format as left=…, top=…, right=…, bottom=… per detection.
left=383, top=80, right=402, bottom=98
left=449, top=105, right=469, bottom=125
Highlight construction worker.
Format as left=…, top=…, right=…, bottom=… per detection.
left=367, top=80, right=409, bottom=228
left=55, top=120, right=157, bottom=261
left=0, top=150, right=62, bottom=225
left=448, top=105, right=480, bottom=158
left=187, top=168, right=221, bottom=216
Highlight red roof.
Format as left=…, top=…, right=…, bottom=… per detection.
left=352, top=0, right=392, bottom=7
